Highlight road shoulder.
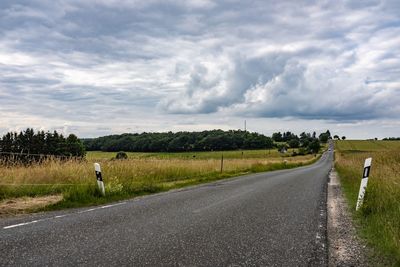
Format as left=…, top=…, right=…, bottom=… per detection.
left=327, top=169, right=368, bottom=266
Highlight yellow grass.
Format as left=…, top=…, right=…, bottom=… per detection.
left=1, top=155, right=314, bottom=186
left=0, top=152, right=319, bottom=212
left=0, top=148, right=320, bottom=215
left=335, top=140, right=400, bottom=264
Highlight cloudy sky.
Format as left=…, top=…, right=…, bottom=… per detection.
left=1, top=0, right=399, bottom=138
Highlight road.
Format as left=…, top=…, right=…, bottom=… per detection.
left=0, top=151, right=333, bottom=266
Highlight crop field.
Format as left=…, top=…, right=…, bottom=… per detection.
left=335, top=140, right=400, bottom=151
left=335, top=140, right=400, bottom=265
left=0, top=149, right=319, bottom=216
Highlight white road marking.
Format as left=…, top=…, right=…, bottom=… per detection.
left=3, top=220, right=42, bottom=229
left=100, top=202, right=126, bottom=209
left=78, top=208, right=98, bottom=214
left=2, top=202, right=127, bottom=230
left=77, top=202, right=126, bottom=214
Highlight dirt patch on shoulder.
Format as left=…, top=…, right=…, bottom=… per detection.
left=0, top=195, right=63, bottom=218
left=328, top=169, right=368, bottom=266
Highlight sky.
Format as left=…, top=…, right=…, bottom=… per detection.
left=0, top=0, right=399, bottom=139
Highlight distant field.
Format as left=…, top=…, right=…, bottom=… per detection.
left=335, top=140, right=400, bottom=151
left=87, top=144, right=328, bottom=160
left=87, top=149, right=294, bottom=160
left=0, top=148, right=320, bottom=215
left=335, top=140, right=400, bottom=265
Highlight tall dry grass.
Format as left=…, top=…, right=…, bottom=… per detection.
left=335, top=141, right=400, bottom=265
left=1, top=155, right=313, bottom=185
left=0, top=154, right=317, bottom=208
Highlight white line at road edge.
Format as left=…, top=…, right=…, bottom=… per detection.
left=3, top=220, right=42, bottom=229
left=2, top=202, right=127, bottom=230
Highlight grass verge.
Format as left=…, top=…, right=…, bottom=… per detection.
left=1, top=154, right=320, bottom=214
left=335, top=140, right=400, bottom=266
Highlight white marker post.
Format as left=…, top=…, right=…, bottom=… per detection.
left=94, top=163, right=105, bottom=196
left=356, top=157, right=372, bottom=210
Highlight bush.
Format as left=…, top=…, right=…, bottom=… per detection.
left=115, top=151, right=128, bottom=160
left=277, top=144, right=288, bottom=153
left=298, top=147, right=307, bottom=155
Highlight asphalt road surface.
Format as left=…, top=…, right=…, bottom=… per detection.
left=0, top=151, right=333, bottom=266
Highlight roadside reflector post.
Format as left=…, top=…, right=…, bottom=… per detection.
left=94, top=163, right=105, bottom=196
left=356, top=157, right=372, bottom=211
left=220, top=154, right=224, bottom=173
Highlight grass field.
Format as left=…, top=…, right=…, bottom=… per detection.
left=335, top=140, right=400, bottom=265
left=0, top=149, right=320, bottom=215
left=86, top=149, right=294, bottom=160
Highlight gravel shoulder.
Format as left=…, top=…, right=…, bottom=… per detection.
left=0, top=195, right=63, bottom=218
left=328, top=169, right=368, bottom=266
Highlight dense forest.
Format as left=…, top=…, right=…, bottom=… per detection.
left=83, top=130, right=274, bottom=152
left=82, top=129, right=330, bottom=153
left=0, top=128, right=86, bottom=159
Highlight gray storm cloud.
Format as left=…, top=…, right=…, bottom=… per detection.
left=0, top=0, right=399, bottom=136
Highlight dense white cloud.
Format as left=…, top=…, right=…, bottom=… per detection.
left=0, top=0, right=399, bottom=138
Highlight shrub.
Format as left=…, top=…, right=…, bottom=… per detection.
left=115, top=151, right=128, bottom=160
left=298, top=147, right=307, bottom=155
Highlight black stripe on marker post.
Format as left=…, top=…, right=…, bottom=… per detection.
left=94, top=163, right=105, bottom=196
left=363, top=166, right=370, bottom=179
left=95, top=170, right=103, bottom=182
left=363, top=166, right=371, bottom=178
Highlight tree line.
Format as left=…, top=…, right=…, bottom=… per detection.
left=271, top=130, right=331, bottom=154
left=271, top=130, right=331, bottom=144
left=383, top=137, right=400, bottom=141
left=0, top=128, right=332, bottom=161
left=82, top=129, right=331, bottom=153
left=0, top=128, right=86, bottom=161
left=83, top=130, right=274, bottom=152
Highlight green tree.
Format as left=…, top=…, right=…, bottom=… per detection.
left=0, top=129, right=85, bottom=162
left=319, top=133, right=329, bottom=143
left=83, top=130, right=292, bottom=153
left=326, top=130, right=331, bottom=138
left=308, top=139, right=321, bottom=153
left=65, top=134, right=86, bottom=157
left=288, top=139, right=300, bottom=148
left=265, top=137, right=274, bottom=149
left=272, top=132, right=283, bottom=142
